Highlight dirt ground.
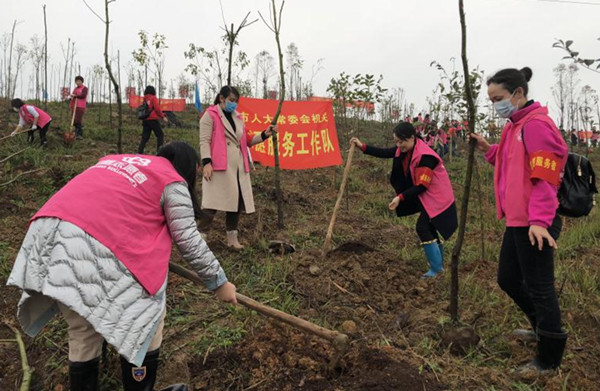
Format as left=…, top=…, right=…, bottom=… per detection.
left=1, top=101, right=600, bottom=390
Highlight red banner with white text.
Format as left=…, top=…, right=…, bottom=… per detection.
left=238, top=97, right=342, bottom=170
left=128, top=95, right=186, bottom=112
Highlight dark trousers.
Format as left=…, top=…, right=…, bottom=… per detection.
left=416, top=211, right=439, bottom=243
left=497, top=216, right=563, bottom=333
left=29, top=121, right=51, bottom=145
left=138, top=120, right=164, bottom=154
left=74, top=108, right=85, bottom=136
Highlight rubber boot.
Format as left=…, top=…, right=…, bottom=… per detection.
left=121, top=349, right=159, bottom=391
left=421, top=241, right=443, bottom=278
left=69, top=357, right=99, bottom=391
left=226, top=230, right=244, bottom=251
left=517, top=328, right=568, bottom=374
left=75, top=125, right=83, bottom=140
left=120, top=349, right=188, bottom=391
left=438, top=240, right=444, bottom=269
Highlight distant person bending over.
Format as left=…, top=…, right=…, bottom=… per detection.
left=69, top=75, right=88, bottom=140
left=351, top=122, right=458, bottom=278
left=10, top=98, right=52, bottom=147
left=470, top=67, right=568, bottom=375
left=198, top=86, right=276, bottom=250
left=138, top=85, right=168, bottom=154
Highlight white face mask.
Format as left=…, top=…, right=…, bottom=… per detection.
left=493, top=91, right=518, bottom=119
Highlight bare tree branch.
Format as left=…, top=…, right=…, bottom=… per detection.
left=82, top=0, right=106, bottom=23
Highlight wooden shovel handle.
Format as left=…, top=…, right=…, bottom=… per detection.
left=168, top=262, right=348, bottom=349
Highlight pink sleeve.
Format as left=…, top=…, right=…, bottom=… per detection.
left=523, top=120, right=568, bottom=228
left=485, top=144, right=499, bottom=165
left=528, top=179, right=558, bottom=228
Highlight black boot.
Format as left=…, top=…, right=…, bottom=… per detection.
left=516, top=328, right=568, bottom=375
left=121, top=349, right=159, bottom=391
left=535, top=328, right=568, bottom=370
left=69, top=357, right=99, bottom=391
left=75, top=125, right=83, bottom=139
left=120, top=349, right=188, bottom=391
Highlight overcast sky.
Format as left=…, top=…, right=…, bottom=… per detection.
left=2, top=0, right=599, bottom=120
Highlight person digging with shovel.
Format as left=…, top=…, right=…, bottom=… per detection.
left=7, top=141, right=236, bottom=391
left=10, top=98, right=52, bottom=147
left=69, top=75, right=88, bottom=140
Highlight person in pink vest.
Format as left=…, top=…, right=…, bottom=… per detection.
left=470, top=67, right=568, bottom=375
left=199, top=86, right=276, bottom=250
left=10, top=98, right=52, bottom=146
left=351, top=122, right=458, bottom=278
left=69, top=75, right=88, bottom=140
left=7, top=142, right=235, bottom=391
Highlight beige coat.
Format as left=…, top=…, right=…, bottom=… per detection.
left=199, top=105, right=264, bottom=213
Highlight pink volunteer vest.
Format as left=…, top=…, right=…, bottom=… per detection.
left=20, top=105, right=52, bottom=128
left=205, top=105, right=252, bottom=172
left=494, top=106, right=567, bottom=226
left=70, top=85, right=87, bottom=108
left=407, top=138, right=455, bottom=218
left=32, top=155, right=185, bottom=295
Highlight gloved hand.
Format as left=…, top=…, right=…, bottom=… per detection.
left=11, top=130, right=17, bottom=136
left=31, top=125, right=38, bottom=131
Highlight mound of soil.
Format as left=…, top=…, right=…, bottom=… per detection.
left=189, top=323, right=446, bottom=391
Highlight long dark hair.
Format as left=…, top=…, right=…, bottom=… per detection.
left=157, top=142, right=202, bottom=217
left=487, top=67, right=533, bottom=96
left=213, top=86, right=240, bottom=105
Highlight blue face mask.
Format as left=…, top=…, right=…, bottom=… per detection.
left=493, top=91, right=518, bottom=119
left=224, top=101, right=238, bottom=113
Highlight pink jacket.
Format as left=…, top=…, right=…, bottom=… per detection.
left=32, top=155, right=184, bottom=295
left=205, top=105, right=253, bottom=173
left=485, top=103, right=568, bottom=227
left=19, top=105, right=52, bottom=128
left=403, top=138, right=455, bottom=218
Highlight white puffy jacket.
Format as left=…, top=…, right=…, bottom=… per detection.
left=7, top=182, right=226, bottom=366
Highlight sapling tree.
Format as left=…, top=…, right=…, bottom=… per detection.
left=28, top=35, right=44, bottom=103
left=132, top=30, right=167, bottom=98
left=450, top=0, right=478, bottom=324
left=83, top=0, right=123, bottom=153
left=218, top=2, right=257, bottom=86
left=552, top=63, right=568, bottom=130
left=259, top=0, right=286, bottom=229
left=254, top=50, right=275, bottom=98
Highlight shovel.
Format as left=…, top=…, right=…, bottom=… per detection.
left=168, top=262, right=349, bottom=368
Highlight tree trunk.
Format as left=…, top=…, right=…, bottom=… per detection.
left=269, top=0, right=286, bottom=229
left=43, top=5, right=48, bottom=110
left=227, top=24, right=234, bottom=86
left=7, top=20, right=17, bottom=98
left=104, top=0, right=122, bottom=153
left=450, top=0, right=478, bottom=324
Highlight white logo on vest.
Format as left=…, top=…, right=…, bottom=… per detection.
left=122, top=156, right=152, bottom=166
